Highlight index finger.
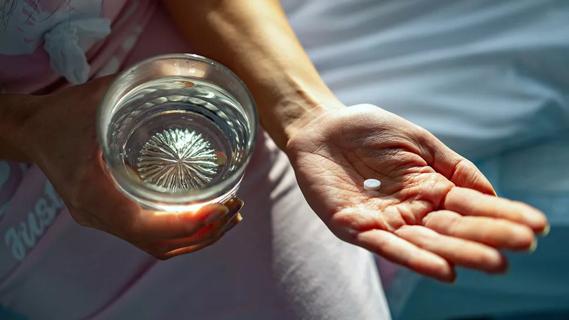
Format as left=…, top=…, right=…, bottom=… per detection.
left=444, top=187, right=548, bottom=233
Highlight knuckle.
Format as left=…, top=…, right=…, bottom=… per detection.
left=452, top=158, right=476, bottom=180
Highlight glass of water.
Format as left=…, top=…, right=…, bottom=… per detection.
left=97, top=54, right=258, bottom=212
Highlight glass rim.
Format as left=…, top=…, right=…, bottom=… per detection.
left=97, top=53, right=258, bottom=209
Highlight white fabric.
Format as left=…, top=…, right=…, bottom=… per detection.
left=284, top=0, right=569, bottom=159
left=44, top=18, right=111, bottom=84
left=0, top=0, right=105, bottom=55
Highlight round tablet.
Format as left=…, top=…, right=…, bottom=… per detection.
left=363, top=179, right=381, bottom=191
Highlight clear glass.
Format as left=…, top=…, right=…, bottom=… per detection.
left=97, top=54, right=258, bottom=211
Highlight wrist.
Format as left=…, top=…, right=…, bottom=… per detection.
left=258, top=75, right=344, bottom=151
left=280, top=89, right=342, bottom=146
left=0, top=94, right=41, bottom=162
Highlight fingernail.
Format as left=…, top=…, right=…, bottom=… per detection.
left=204, top=205, right=229, bottom=225
left=223, top=212, right=243, bottom=229
left=538, top=224, right=550, bottom=237
left=528, top=239, right=538, bottom=253
left=225, top=198, right=244, bottom=214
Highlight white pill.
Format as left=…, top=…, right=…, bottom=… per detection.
left=363, top=179, right=381, bottom=191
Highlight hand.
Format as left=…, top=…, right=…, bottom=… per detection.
left=286, top=104, right=548, bottom=282
left=22, top=77, right=243, bottom=259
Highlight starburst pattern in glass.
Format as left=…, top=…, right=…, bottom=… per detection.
left=137, top=128, right=219, bottom=191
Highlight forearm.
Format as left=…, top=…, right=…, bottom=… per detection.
left=163, top=0, right=342, bottom=150
left=0, top=95, right=37, bottom=162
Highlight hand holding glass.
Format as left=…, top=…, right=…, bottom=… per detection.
left=97, top=54, right=257, bottom=212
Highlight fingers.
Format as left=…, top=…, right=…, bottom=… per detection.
left=141, top=198, right=244, bottom=259
left=223, top=198, right=244, bottom=218
left=423, top=210, right=535, bottom=250
left=422, top=133, right=496, bottom=195
left=156, top=210, right=242, bottom=253
left=161, top=213, right=243, bottom=259
left=444, top=187, right=548, bottom=233
left=132, top=203, right=229, bottom=240
left=134, top=198, right=243, bottom=240
left=356, top=229, right=456, bottom=282
left=395, top=225, right=507, bottom=273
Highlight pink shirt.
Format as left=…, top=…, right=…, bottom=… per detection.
left=0, top=0, right=155, bottom=93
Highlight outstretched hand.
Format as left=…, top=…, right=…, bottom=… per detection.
left=287, top=104, right=548, bottom=282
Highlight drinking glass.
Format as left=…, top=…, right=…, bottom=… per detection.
left=97, top=54, right=258, bottom=212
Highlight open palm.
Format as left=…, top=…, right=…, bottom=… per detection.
left=287, top=104, right=548, bottom=281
